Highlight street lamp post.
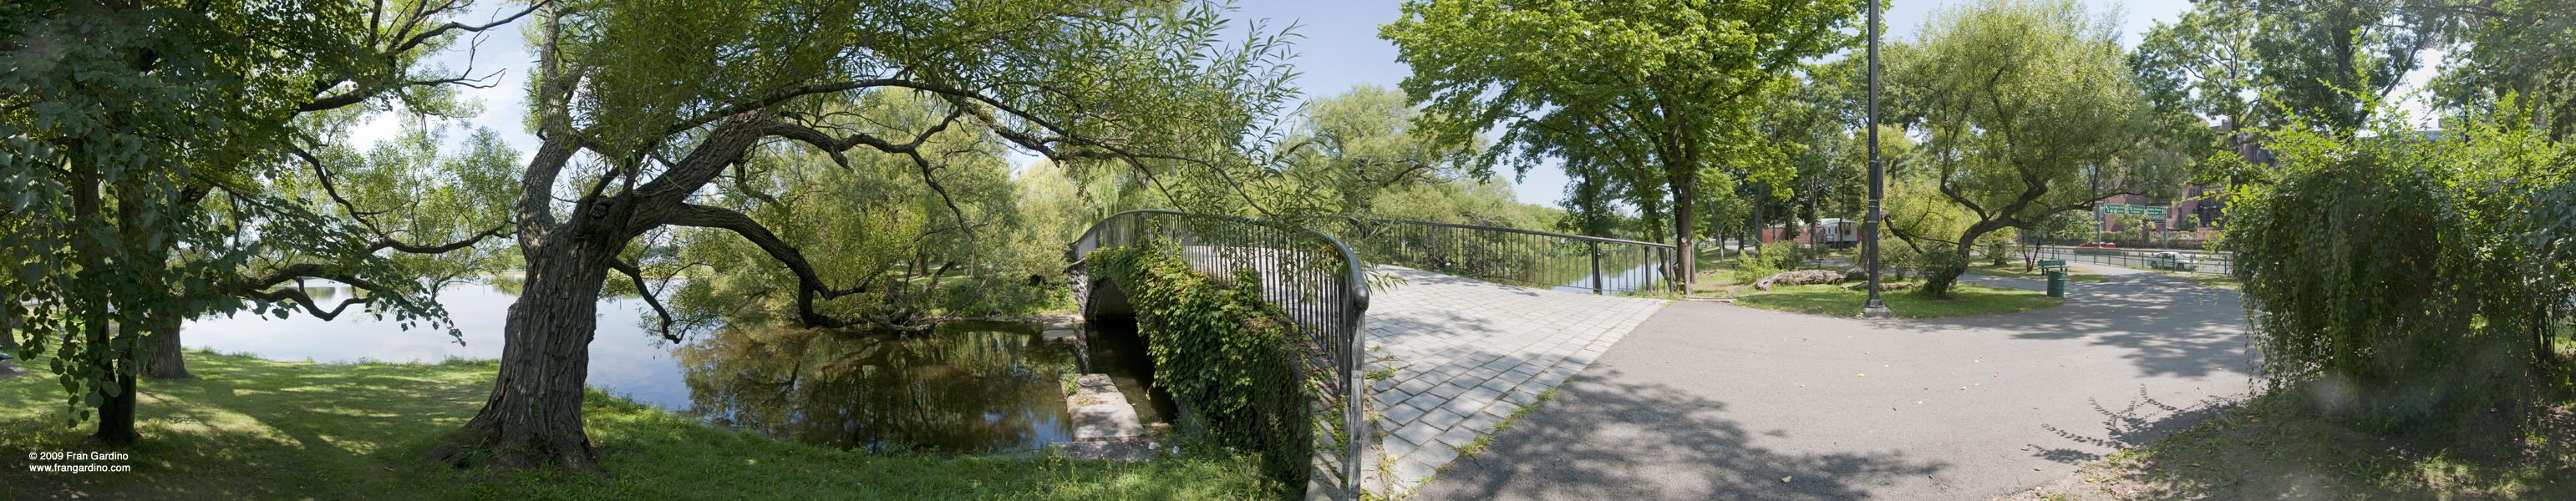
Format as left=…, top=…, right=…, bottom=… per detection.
left=1862, top=0, right=1893, bottom=318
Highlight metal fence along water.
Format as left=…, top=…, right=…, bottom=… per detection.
left=1320, top=216, right=1682, bottom=296
left=2016, top=245, right=2237, bottom=275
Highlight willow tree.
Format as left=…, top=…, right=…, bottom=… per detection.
left=2, top=0, right=523, bottom=444
left=455, top=0, right=1293, bottom=468
left=1380, top=0, right=1856, bottom=291
left=1888, top=0, right=2188, bottom=297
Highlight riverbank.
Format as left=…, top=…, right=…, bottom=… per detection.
left=0, top=350, right=1268, bottom=500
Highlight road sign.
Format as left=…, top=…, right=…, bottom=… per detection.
left=2098, top=204, right=2167, bottom=218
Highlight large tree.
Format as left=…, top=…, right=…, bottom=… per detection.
left=2431, top=0, right=2576, bottom=139
left=2, top=0, right=524, bottom=444
left=452, top=0, right=1293, bottom=468
left=1380, top=0, right=1857, bottom=291
left=1888, top=0, right=2190, bottom=296
left=2134, top=0, right=2477, bottom=135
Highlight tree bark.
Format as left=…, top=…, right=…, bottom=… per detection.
left=1672, top=170, right=1697, bottom=293
left=457, top=234, right=616, bottom=469
left=141, top=319, right=192, bottom=379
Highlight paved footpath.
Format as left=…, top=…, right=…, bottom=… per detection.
left=1405, top=263, right=2255, bottom=500
left=1360, top=266, right=1670, bottom=496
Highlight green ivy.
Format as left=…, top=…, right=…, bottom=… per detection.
left=1087, top=241, right=1322, bottom=494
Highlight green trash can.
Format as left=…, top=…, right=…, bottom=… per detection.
left=2045, top=271, right=2066, bottom=297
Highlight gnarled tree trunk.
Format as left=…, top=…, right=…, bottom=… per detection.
left=458, top=234, right=617, bottom=469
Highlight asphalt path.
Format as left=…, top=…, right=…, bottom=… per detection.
left=1410, top=264, right=2256, bottom=500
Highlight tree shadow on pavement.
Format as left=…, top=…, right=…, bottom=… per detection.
left=1895, top=272, right=2253, bottom=380
left=1411, top=370, right=1946, bottom=501
left=2030, top=385, right=2246, bottom=464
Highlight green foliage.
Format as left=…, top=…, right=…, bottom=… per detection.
left=2228, top=107, right=2575, bottom=435
left=2431, top=0, right=2576, bottom=139
left=0, top=2, right=476, bottom=438
left=1382, top=0, right=1859, bottom=286
left=1087, top=242, right=1320, bottom=493
left=2135, top=0, right=2461, bottom=134
left=1889, top=0, right=2189, bottom=297
left=664, top=90, right=1068, bottom=331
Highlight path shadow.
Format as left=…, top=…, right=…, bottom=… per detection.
left=1895, top=271, right=2253, bottom=379
left=1413, top=370, right=1946, bottom=501
left=2030, top=385, right=2245, bottom=464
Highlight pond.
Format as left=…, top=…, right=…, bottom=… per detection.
left=180, top=280, right=1095, bottom=454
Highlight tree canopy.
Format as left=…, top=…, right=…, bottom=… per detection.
left=1380, top=0, right=1857, bottom=289
left=438, top=0, right=1299, bottom=469
left=2, top=0, right=527, bottom=444
left=1888, top=0, right=2189, bottom=296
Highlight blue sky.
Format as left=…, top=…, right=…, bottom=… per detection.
left=379, top=0, right=2412, bottom=209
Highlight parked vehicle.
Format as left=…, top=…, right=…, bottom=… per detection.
left=2147, top=251, right=2198, bottom=271
left=2076, top=242, right=2119, bottom=249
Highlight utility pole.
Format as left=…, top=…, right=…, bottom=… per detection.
left=1862, top=0, right=1893, bottom=318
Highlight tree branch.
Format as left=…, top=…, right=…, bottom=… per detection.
left=607, top=259, right=681, bottom=342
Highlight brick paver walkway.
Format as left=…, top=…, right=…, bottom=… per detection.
left=1361, top=266, right=1670, bottom=496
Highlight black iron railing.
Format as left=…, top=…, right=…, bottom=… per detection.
left=2014, top=245, right=2237, bottom=275
left=1068, top=210, right=1369, bottom=500
left=1322, top=217, right=1681, bottom=295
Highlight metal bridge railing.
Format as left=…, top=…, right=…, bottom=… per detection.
left=1069, top=210, right=1369, bottom=500
left=1321, top=217, right=1681, bottom=296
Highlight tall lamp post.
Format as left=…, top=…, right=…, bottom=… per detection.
left=1862, top=0, right=1893, bottom=318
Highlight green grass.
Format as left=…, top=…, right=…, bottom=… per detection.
left=2157, top=271, right=2242, bottom=291
left=2009, top=386, right=2574, bottom=500
left=1, top=350, right=1268, bottom=500
left=1731, top=282, right=2065, bottom=318
left=1961, top=262, right=2108, bottom=283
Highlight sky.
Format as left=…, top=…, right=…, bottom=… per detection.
left=362, top=0, right=2433, bottom=209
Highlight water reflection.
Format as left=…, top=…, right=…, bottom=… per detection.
left=676, top=321, right=1078, bottom=453
left=1552, top=262, right=1668, bottom=295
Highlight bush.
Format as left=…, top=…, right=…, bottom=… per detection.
left=2228, top=112, right=2573, bottom=436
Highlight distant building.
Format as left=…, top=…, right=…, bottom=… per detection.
left=2101, top=124, right=2281, bottom=233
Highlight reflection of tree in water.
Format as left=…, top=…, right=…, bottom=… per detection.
left=676, top=321, right=1075, bottom=453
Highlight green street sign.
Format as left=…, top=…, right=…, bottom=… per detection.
left=2098, top=204, right=2167, bottom=218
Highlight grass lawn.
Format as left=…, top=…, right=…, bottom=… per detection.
left=1962, top=262, right=2108, bottom=283
left=0, top=350, right=1269, bottom=500
left=1730, top=282, right=2064, bottom=318
left=2004, top=386, right=2574, bottom=500
left=2156, top=271, right=2242, bottom=291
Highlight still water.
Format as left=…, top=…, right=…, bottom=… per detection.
left=181, top=280, right=1078, bottom=453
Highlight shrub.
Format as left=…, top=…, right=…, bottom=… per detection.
left=2228, top=111, right=2574, bottom=436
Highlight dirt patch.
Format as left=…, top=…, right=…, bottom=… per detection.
left=2001, top=389, right=2576, bottom=500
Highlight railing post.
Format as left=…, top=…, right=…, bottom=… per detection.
left=1588, top=242, right=1603, bottom=296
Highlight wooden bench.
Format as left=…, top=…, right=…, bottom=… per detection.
left=2037, top=260, right=2070, bottom=274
